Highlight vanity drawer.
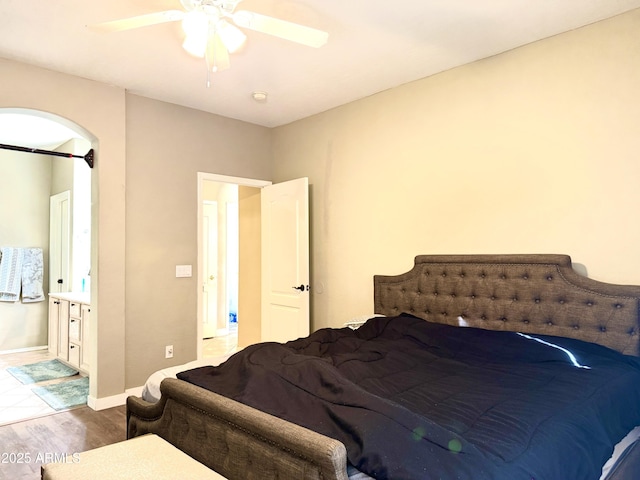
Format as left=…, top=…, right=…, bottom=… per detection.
left=69, top=317, right=81, bottom=342
left=69, top=302, right=81, bottom=318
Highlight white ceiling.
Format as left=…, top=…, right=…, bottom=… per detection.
left=1, top=0, right=639, bottom=142
left=0, top=113, right=84, bottom=149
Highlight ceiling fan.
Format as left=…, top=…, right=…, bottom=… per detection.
left=91, top=0, right=329, bottom=78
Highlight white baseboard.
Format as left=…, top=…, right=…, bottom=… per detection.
left=126, top=385, right=144, bottom=397
left=0, top=345, right=48, bottom=355
left=87, top=385, right=144, bottom=411
left=87, top=393, right=127, bottom=411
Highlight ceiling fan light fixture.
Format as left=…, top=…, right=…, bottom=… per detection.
left=92, top=0, right=329, bottom=86
left=216, top=20, right=246, bottom=53
left=182, top=34, right=207, bottom=57
left=182, top=10, right=209, bottom=36
left=179, top=0, right=200, bottom=12
left=182, top=11, right=210, bottom=57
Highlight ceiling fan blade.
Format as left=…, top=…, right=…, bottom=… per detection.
left=89, top=10, right=184, bottom=33
left=231, top=11, right=328, bottom=48
left=207, top=33, right=231, bottom=72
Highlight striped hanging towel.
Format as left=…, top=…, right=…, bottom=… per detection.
left=0, top=247, right=25, bottom=302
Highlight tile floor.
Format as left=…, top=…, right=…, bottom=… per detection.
left=0, top=324, right=238, bottom=426
left=203, top=322, right=238, bottom=358
left=0, top=348, right=63, bottom=426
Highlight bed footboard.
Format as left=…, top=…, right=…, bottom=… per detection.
left=127, top=378, right=349, bottom=480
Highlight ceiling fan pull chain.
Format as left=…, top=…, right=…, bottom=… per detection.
left=205, top=46, right=211, bottom=87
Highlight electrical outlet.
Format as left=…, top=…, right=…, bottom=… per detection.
left=165, top=345, right=174, bottom=359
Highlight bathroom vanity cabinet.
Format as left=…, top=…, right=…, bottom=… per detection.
left=48, top=292, right=90, bottom=373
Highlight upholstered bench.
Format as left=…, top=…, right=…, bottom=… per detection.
left=41, top=434, right=226, bottom=479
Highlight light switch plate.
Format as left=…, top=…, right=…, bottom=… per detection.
left=175, top=265, right=192, bottom=278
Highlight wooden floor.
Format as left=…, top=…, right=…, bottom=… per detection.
left=0, top=332, right=236, bottom=479
left=0, top=404, right=126, bottom=480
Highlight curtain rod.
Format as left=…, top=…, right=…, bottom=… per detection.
left=0, top=143, right=94, bottom=168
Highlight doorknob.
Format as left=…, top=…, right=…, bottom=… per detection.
left=292, top=284, right=309, bottom=291
left=209, top=275, right=215, bottom=280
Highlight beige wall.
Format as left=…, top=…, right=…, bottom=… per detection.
left=124, top=95, right=271, bottom=388
left=272, top=10, right=640, bottom=330
left=0, top=59, right=272, bottom=397
left=0, top=150, right=51, bottom=350
left=0, top=57, right=127, bottom=400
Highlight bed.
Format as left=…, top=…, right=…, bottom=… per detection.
left=127, top=254, right=640, bottom=479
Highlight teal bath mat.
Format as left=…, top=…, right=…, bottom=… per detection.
left=32, top=376, right=89, bottom=410
left=7, top=359, right=79, bottom=384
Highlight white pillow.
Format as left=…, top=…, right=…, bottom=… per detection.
left=343, top=314, right=385, bottom=329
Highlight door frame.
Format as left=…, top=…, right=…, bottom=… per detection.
left=196, top=172, right=271, bottom=360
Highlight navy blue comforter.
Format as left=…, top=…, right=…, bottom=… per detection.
left=178, top=314, right=640, bottom=479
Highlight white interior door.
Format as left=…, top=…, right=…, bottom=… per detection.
left=203, top=202, right=218, bottom=339
left=50, top=191, right=70, bottom=293
left=261, top=177, right=310, bottom=343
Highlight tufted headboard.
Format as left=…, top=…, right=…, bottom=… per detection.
left=374, top=254, right=640, bottom=356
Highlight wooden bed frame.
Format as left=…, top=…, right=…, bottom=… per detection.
left=127, top=254, right=640, bottom=480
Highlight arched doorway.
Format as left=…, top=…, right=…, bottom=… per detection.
left=0, top=108, right=96, bottom=422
